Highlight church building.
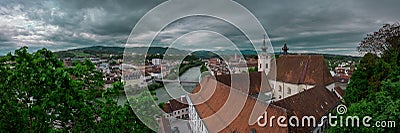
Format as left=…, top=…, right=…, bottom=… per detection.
left=160, top=38, right=343, bottom=133
left=268, top=42, right=335, bottom=100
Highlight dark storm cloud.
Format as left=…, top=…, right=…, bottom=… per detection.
left=0, top=0, right=399, bottom=56
left=0, top=0, right=166, bottom=54
left=235, top=0, right=400, bottom=55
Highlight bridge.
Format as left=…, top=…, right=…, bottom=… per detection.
left=154, top=79, right=198, bottom=84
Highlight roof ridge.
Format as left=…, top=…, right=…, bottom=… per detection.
left=197, top=77, right=255, bottom=132
left=299, top=56, right=310, bottom=83
left=211, top=76, right=255, bottom=97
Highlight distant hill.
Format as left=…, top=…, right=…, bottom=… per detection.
left=55, top=46, right=259, bottom=59
left=213, top=49, right=257, bottom=55
left=54, top=46, right=362, bottom=61
left=55, top=46, right=190, bottom=58
left=284, top=53, right=362, bottom=60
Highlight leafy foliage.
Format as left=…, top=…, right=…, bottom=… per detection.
left=0, top=47, right=154, bottom=132
left=358, top=23, right=400, bottom=55
left=248, top=67, right=258, bottom=72
left=200, top=63, right=208, bottom=73
left=330, top=23, right=400, bottom=132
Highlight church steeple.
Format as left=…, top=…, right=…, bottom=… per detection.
left=261, top=34, right=267, bottom=52
left=282, top=40, right=289, bottom=55
left=258, top=34, right=269, bottom=73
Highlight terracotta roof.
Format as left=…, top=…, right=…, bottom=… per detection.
left=272, top=85, right=340, bottom=132
left=169, top=98, right=188, bottom=111
left=215, top=72, right=272, bottom=95
left=163, top=103, right=173, bottom=113
left=273, top=55, right=334, bottom=85
left=158, top=116, right=172, bottom=133
left=162, top=98, right=188, bottom=113
left=189, top=77, right=288, bottom=133
left=333, top=74, right=350, bottom=83
left=247, top=58, right=258, bottom=64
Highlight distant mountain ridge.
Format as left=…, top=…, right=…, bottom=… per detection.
left=54, top=46, right=190, bottom=58
left=54, top=46, right=361, bottom=59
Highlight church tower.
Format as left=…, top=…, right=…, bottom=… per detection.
left=282, top=40, right=289, bottom=55
left=258, top=35, right=269, bottom=73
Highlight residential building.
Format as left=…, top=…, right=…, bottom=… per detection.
left=162, top=96, right=189, bottom=120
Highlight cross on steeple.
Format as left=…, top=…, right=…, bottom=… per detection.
left=282, top=40, right=289, bottom=55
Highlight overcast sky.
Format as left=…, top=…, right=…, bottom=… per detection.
left=0, top=0, right=399, bottom=56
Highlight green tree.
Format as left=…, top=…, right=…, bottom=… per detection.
left=330, top=22, right=400, bottom=132
left=0, top=47, right=87, bottom=132
left=0, top=47, right=154, bottom=132
left=358, top=23, right=400, bottom=55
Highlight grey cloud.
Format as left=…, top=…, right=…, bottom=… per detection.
left=0, top=0, right=399, bottom=56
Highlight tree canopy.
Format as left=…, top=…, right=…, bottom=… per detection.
left=329, top=23, right=400, bottom=132
left=0, top=47, right=154, bottom=132
left=358, top=23, right=400, bottom=55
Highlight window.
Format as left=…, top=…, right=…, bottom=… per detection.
left=279, top=86, right=282, bottom=92
left=287, top=87, right=291, bottom=94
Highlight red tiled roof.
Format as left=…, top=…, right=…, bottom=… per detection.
left=272, top=85, right=340, bottom=132
left=158, top=116, right=172, bottom=133
left=163, top=103, right=173, bottom=113
left=189, top=77, right=288, bottom=133
left=333, top=74, right=350, bottom=83
left=162, top=98, right=188, bottom=113
left=273, top=55, right=334, bottom=85
left=169, top=98, right=188, bottom=111
left=247, top=58, right=258, bottom=64
left=215, top=72, right=272, bottom=95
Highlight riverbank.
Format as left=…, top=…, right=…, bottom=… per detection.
left=155, top=66, right=201, bottom=103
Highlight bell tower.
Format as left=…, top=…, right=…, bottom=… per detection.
left=258, top=35, right=269, bottom=73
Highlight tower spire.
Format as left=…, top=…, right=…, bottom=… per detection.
left=258, top=34, right=269, bottom=73
left=261, top=34, right=267, bottom=52
left=282, top=40, right=289, bottom=55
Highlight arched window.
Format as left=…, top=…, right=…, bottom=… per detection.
left=288, top=87, right=291, bottom=94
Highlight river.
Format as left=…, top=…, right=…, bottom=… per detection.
left=115, top=66, right=201, bottom=105
left=155, top=66, right=201, bottom=103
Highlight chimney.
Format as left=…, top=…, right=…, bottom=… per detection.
left=180, top=95, right=185, bottom=102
